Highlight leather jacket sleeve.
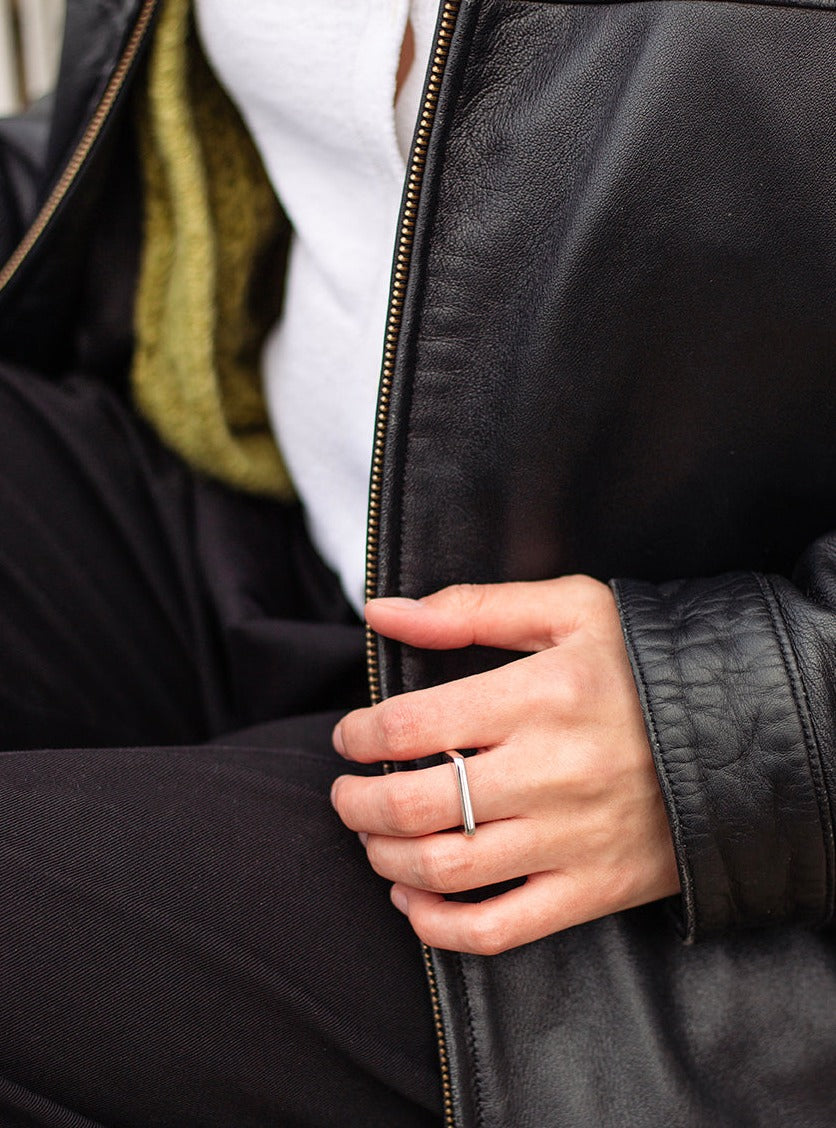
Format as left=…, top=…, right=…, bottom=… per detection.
left=611, top=532, right=836, bottom=943
left=0, top=97, right=51, bottom=265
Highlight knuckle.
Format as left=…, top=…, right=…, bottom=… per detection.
left=376, top=699, right=422, bottom=756
left=413, top=839, right=444, bottom=889
left=562, top=760, right=601, bottom=802
left=448, top=583, right=487, bottom=617
left=565, top=573, right=606, bottom=601
left=553, top=665, right=586, bottom=714
left=414, top=839, right=469, bottom=893
left=469, top=914, right=512, bottom=957
left=381, top=778, right=433, bottom=835
left=576, top=575, right=615, bottom=619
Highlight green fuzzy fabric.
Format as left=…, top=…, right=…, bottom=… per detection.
left=132, top=0, right=294, bottom=497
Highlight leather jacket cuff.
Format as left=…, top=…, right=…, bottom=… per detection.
left=611, top=573, right=834, bottom=943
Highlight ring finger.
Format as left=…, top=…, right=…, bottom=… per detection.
left=331, top=749, right=526, bottom=838
left=363, top=816, right=546, bottom=895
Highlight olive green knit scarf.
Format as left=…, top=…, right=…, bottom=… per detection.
left=132, top=0, right=293, bottom=497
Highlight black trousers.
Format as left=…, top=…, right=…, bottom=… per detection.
left=0, top=361, right=443, bottom=1127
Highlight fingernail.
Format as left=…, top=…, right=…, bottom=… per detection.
left=391, top=886, right=409, bottom=915
left=367, top=597, right=424, bottom=611
left=332, top=723, right=346, bottom=756
left=329, top=780, right=340, bottom=809
left=358, top=832, right=369, bottom=848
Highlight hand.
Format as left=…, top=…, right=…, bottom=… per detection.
left=330, top=576, right=680, bottom=955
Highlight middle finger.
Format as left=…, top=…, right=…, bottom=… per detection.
left=331, top=749, right=525, bottom=838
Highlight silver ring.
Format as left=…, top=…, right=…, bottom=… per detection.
left=445, top=751, right=476, bottom=837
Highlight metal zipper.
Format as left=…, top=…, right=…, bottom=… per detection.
left=0, top=0, right=159, bottom=297
left=364, top=3, right=462, bottom=1127
left=5, top=0, right=461, bottom=1116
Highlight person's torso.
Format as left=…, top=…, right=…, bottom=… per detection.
left=1, top=7, right=835, bottom=1123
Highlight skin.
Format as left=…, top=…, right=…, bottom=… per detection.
left=330, top=576, right=681, bottom=956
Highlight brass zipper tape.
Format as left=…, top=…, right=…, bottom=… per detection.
left=364, top=3, right=462, bottom=1127
left=0, top=0, right=159, bottom=297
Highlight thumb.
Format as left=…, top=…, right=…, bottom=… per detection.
left=365, top=577, right=594, bottom=651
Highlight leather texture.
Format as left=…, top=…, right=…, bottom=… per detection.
left=0, top=0, right=154, bottom=377
left=0, top=97, right=52, bottom=266
left=613, top=570, right=835, bottom=940
left=1, top=0, right=836, bottom=1124
left=373, top=0, right=836, bottom=1123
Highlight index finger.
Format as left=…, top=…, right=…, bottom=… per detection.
left=333, top=656, right=535, bottom=763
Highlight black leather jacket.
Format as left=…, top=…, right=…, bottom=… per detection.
left=1, top=1, right=835, bottom=1125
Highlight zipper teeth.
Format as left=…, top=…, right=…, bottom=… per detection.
left=422, top=940, right=456, bottom=1128
left=0, top=0, right=158, bottom=296
left=364, top=3, right=461, bottom=1127
left=365, top=0, right=460, bottom=680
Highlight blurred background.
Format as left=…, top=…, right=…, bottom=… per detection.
left=0, top=0, right=64, bottom=114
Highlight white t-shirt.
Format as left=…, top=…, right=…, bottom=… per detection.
left=195, top=1, right=438, bottom=612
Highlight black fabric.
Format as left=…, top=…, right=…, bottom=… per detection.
left=0, top=361, right=442, bottom=1128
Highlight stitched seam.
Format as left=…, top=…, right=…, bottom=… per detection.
left=755, top=573, right=836, bottom=925
left=611, top=581, right=698, bottom=939
left=457, top=952, right=485, bottom=1128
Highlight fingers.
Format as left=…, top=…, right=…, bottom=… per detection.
left=389, top=871, right=576, bottom=955
left=334, top=656, right=539, bottom=763
left=330, top=750, right=525, bottom=837
left=338, top=578, right=616, bottom=765
left=389, top=858, right=670, bottom=954
left=363, top=817, right=542, bottom=894
left=392, top=855, right=677, bottom=954
left=365, top=575, right=608, bottom=653
left=333, top=646, right=573, bottom=764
